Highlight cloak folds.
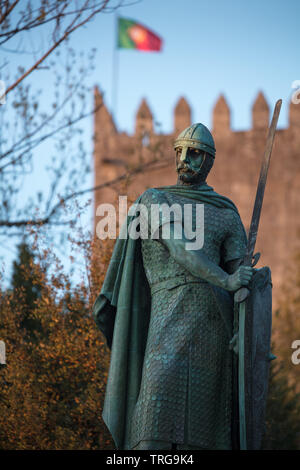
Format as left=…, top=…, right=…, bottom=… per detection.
left=92, top=183, right=245, bottom=450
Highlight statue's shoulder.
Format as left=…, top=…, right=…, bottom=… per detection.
left=140, top=187, right=169, bottom=206
left=209, top=189, right=242, bottom=217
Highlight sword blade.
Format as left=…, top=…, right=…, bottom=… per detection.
left=238, top=99, right=282, bottom=450
left=244, top=99, right=282, bottom=266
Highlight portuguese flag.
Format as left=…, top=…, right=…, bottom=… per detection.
left=118, top=17, right=162, bottom=52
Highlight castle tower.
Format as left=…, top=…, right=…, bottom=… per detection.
left=174, top=97, right=191, bottom=134
left=93, top=86, right=118, bottom=217
left=212, top=94, right=231, bottom=135
left=94, top=86, right=117, bottom=139
left=135, top=98, right=153, bottom=136
left=252, top=91, right=269, bottom=130
left=93, top=86, right=117, bottom=162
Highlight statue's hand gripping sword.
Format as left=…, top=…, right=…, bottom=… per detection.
left=234, top=99, right=282, bottom=304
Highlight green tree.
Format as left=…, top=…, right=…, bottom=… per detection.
left=10, top=241, right=44, bottom=340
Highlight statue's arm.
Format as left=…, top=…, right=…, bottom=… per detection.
left=225, top=258, right=242, bottom=274
left=160, top=222, right=252, bottom=292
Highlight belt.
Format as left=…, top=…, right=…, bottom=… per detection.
left=150, top=274, right=207, bottom=295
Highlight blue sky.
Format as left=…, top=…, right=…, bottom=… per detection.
left=85, top=0, right=299, bottom=133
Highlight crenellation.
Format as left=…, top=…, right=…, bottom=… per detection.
left=174, top=97, right=191, bottom=134
left=212, top=94, right=231, bottom=135
left=252, top=91, right=269, bottom=130
left=94, top=86, right=117, bottom=137
left=135, top=98, right=153, bottom=136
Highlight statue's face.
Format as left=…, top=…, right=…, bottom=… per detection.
left=175, top=146, right=206, bottom=183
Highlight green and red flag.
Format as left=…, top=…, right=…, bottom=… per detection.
left=118, top=17, right=163, bottom=52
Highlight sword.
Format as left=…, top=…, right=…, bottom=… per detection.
left=235, top=99, right=282, bottom=304
left=235, top=99, right=282, bottom=450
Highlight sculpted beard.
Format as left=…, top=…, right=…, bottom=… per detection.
left=176, top=156, right=214, bottom=184
left=177, top=164, right=198, bottom=182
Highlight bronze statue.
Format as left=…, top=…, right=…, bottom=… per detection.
left=93, top=105, right=281, bottom=450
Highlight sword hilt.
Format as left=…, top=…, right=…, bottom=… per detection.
left=234, top=286, right=250, bottom=304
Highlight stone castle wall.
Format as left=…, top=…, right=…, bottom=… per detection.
left=93, top=86, right=300, bottom=302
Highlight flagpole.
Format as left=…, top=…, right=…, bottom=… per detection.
left=112, top=13, right=119, bottom=125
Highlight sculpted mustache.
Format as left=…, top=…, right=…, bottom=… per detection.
left=177, top=166, right=197, bottom=173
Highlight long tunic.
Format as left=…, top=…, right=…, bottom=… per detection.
left=129, top=188, right=246, bottom=449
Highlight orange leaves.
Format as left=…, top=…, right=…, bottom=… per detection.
left=0, top=238, right=114, bottom=450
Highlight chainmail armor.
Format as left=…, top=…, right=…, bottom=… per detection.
left=129, top=188, right=246, bottom=449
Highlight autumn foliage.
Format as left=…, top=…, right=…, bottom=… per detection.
left=1, top=234, right=300, bottom=449
left=0, top=238, right=115, bottom=450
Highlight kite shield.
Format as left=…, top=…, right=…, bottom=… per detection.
left=238, top=266, right=273, bottom=450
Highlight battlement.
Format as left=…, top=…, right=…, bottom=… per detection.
left=94, top=86, right=299, bottom=139
left=212, top=94, right=231, bottom=134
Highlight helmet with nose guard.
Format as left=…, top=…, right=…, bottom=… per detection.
left=174, top=123, right=216, bottom=161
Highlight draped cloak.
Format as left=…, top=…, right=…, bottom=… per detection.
left=92, top=183, right=246, bottom=449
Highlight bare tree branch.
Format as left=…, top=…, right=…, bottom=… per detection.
left=0, top=157, right=171, bottom=228
left=0, top=0, right=144, bottom=241
left=0, top=1, right=19, bottom=25
left=4, top=1, right=111, bottom=97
